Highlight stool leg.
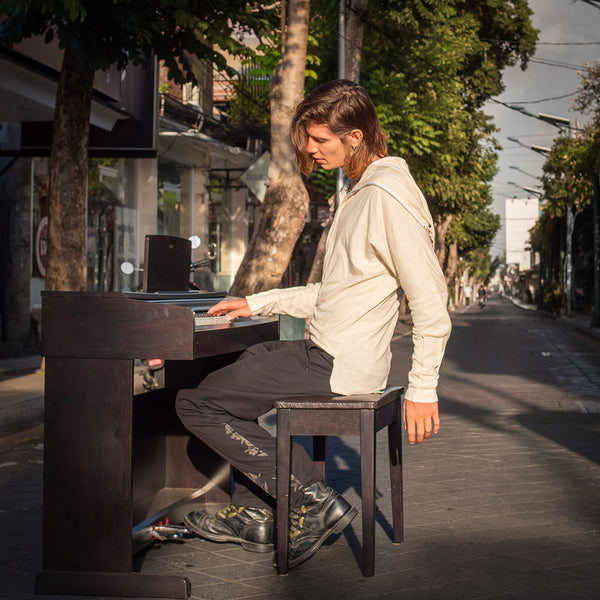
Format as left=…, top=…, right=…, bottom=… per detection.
left=312, top=436, right=327, bottom=480
left=360, top=410, right=376, bottom=577
left=276, top=409, right=292, bottom=575
left=388, top=399, right=404, bottom=544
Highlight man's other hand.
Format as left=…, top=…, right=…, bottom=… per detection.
left=207, top=298, right=252, bottom=320
left=403, top=399, right=440, bottom=444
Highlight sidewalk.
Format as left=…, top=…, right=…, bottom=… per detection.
left=0, top=355, right=44, bottom=437
left=1, top=301, right=599, bottom=599
left=506, top=294, right=600, bottom=342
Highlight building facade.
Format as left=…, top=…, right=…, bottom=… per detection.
left=504, top=196, right=540, bottom=301
left=505, top=196, right=540, bottom=271
left=0, top=37, right=265, bottom=356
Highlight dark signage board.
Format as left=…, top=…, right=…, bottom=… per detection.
left=0, top=48, right=158, bottom=158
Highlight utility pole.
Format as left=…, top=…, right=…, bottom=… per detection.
left=336, top=0, right=346, bottom=207
left=536, top=114, right=574, bottom=317
left=593, top=172, right=600, bottom=327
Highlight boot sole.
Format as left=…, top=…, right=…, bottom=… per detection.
left=183, top=515, right=274, bottom=553
left=286, top=506, right=358, bottom=569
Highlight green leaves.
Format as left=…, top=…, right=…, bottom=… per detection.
left=0, top=0, right=278, bottom=82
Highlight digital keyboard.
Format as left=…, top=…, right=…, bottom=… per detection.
left=37, top=290, right=279, bottom=598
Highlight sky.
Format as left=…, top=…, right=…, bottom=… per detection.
left=484, top=0, right=600, bottom=260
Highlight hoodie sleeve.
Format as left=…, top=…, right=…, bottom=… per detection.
left=246, top=283, right=321, bottom=319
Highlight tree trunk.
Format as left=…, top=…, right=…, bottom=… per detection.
left=306, top=193, right=335, bottom=284
left=434, top=213, right=453, bottom=269
left=0, top=151, right=32, bottom=352
left=45, top=47, right=94, bottom=292
left=345, top=0, right=369, bottom=83
left=230, top=0, right=310, bottom=296
left=444, top=240, right=458, bottom=286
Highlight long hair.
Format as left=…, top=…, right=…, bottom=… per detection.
left=291, top=79, right=387, bottom=183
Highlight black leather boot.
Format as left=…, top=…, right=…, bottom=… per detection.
left=287, top=481, right=357, bottom=568
left=183, top=505, right=274, bottom=553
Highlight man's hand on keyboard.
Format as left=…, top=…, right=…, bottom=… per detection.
left=207, top=298, right=252, bottom=320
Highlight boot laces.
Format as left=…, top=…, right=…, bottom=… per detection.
left=289, top=505, right=307, bottom=539
left=217, top=505, right=245, bottom=519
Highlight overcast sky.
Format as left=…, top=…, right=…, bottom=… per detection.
left=484, top=0, right=600, bottom=259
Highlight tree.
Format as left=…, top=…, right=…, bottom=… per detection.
left=345, top=0, right=369, bottom=83
left=305, top=0, right=536, bottom=281
left=531, top=60, right=600, bottom=314
left=0, top=0, right=275, bottom=292
left=229, top=0, right=311, bottom=296
left=446, top=202, right=500, bottom=284
left=360, top=0, right=536, bottom=271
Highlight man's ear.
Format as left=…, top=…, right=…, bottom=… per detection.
left=348, top=128, right=364, bottom=147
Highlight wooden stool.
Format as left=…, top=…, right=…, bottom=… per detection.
left=275, top=386, right=405, bottom=577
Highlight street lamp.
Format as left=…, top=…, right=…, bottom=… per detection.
left=509, top=165, right=542, bottom=185
left=506, top=136, right=551, bottom=155
left=508, top=106, right=572, bottom=133
left=507, top=181, right=542, bottom=197
left=538, top=113, right=571, bottom=132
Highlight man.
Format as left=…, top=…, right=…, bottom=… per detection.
left=176, top=79, right=451, bottom=569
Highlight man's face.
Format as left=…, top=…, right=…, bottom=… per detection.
left=305, top=123, right=348, bottom=170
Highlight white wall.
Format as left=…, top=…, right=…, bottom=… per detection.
left=505, top=197, right=540, bottom=271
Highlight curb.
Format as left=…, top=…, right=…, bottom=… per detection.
left=0, top=397, right=44, bottom=437
left=506, top=295, right=600, bottom=341
left=0, top=365, right=45, bottom=438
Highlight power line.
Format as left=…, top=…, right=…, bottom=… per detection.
left=342, top=5, right=586, bottom=127
left=501, top=91, right=578, bottom=104
left=535, top=40, right=600, bottom=45
left=529, top=57, right=588, bottom=70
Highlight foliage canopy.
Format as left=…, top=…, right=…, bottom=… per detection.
left=0, top=0, right=277, bottom=82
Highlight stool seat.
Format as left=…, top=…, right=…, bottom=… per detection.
left=274, top=392, right=398, bottom=409
left=275, top=386, right=404, bottom=576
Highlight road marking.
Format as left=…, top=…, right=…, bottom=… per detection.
left=575, top=400, right=600, bottom=414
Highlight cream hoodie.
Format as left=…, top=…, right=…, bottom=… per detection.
left=246, top=157, right=452, bottom=402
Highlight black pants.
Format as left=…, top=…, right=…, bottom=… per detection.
left=176, top=339, right=334, bottom=509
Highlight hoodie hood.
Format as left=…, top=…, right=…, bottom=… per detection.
left=346, top=156, right=435, bottom=246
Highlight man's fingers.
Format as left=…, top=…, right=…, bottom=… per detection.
left=208, top=298, right=251, bottom=318
left=432, top=412, right=441, bottom=434
left=403, top=399, right=440, bottom=444
left=406, top=422, right=416, bottom=444
left=224, top=310, right=244, bottom=321
left=416, top=419, right=425, bottom=443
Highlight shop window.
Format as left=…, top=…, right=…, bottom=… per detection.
left=157, top=158, right=182, bottom=237
left=31, top=157, right=135, bottom=293
left=208, top=175, right=223, bottom=275
left=32, top=158, right=49, bottom=281
left=87, top=158, right=133, bottom=292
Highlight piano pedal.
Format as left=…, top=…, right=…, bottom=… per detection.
left=141, top=358, right=165, bottom=391
left=136, top=518, right=193, bottom=544
left=150, top=523, right=193, bottom=542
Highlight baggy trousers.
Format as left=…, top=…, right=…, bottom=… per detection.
left=176, top=339, right=334, bottom=509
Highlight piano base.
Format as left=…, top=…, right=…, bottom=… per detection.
left=35, top=570, right=191, bottom=599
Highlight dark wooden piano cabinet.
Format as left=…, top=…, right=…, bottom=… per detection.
left=35, top=291, right=278, bottom=598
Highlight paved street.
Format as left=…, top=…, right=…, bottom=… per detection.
left=1, top=295, right=599, bottom=599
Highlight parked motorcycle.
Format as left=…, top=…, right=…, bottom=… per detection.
left=478, top=289, right=488, bottom=309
